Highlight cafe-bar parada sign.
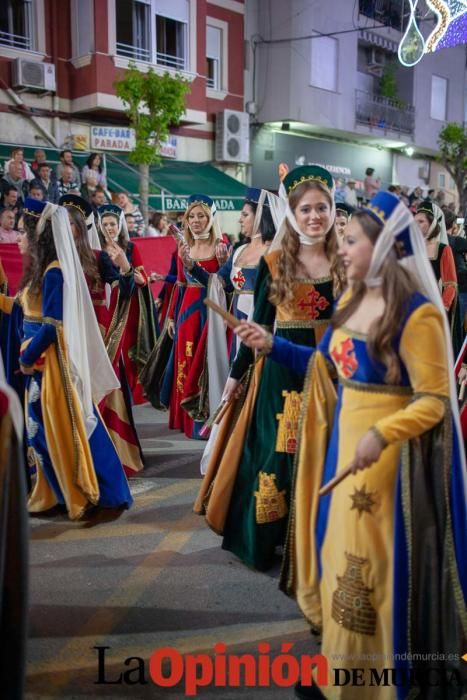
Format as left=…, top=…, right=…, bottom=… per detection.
left=91, top=126, right=136, bottom=151
left=91, top=126, right=178, bottom=157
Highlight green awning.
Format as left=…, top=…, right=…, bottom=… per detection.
left=0, top=143, right=247, bottom=211
left=106, top=156, right=247, bottom=211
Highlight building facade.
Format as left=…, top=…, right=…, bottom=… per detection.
left=244, top=0, right=466, bottom=204
left=0, top=0, right=245, bottom=170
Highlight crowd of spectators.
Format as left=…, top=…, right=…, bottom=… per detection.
left=0, top=148, right=464, bottom=258
left=0, top=146, right=178, bottom=239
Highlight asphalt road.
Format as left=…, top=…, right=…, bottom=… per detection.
left=25, top=404, right=317, bottom=700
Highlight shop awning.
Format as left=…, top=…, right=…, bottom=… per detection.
left=0, top=143, right=247, bottom=212
left=106, top=155, right=247, bottom=211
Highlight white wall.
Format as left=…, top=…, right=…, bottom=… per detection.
left=413, top=45, right=466, bottom=150
left=393, top=153, right=430, bottom=190
left=246, top=0, right=466, bottom=153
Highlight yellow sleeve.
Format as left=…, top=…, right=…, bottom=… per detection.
left=0, top=293, right=15, bottom=315
left=373, top=303, right=449, bottom=445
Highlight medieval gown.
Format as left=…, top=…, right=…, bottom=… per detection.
left=165, top=253, right=224, bottom=439
left=195, top=249, right=335, bottom=571
left=429, top=240, right=463, bottom=357
left=0, top=262, right=133, bottom=520
left=274, top=291, right=466, bottom=699
left=188, top=242, right=258, bottom=361
left=117, top=240, right=158, bottom=406
left=87, top=249, right=145, bottom=476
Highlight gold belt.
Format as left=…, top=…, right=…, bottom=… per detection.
left=275, top=319, right=329, bottom=329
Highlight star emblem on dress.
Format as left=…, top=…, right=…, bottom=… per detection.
left=349, top=484, right=377, bottom=517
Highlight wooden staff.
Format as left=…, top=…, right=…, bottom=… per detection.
left=459, top=379, right=466, bottom=402
left=319, top=464, right=355, bottom=497
left=204, top=298, right=242, bottom=329
left=199, top=399, right=230, bottom=437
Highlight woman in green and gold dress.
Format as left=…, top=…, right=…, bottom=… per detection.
left=195, top=165, right=344, bottom=571
left=235, top=191, right=466, bottom=699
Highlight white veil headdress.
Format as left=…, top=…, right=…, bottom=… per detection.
left=364, top=195, right=466, bottom=499
left=87, top=212, right=101, bottom=250
left=249, top=189, right=286, bottom=239
left=37, top=204, right=120, bottom=436
left=58, top=193, right=102, bottom=251
left=430, top=202, right=448, bottom=244
left=97, top=204, right=129, bottom=246
left=270, top=164, right=336, bottom=253
left=184, top=197, right=223, bottom=242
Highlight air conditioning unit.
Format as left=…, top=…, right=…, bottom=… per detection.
left=367, top=47, right=385, bottom=76
left=12, top=58, right=56, bottom=92
left=215, top=110, right=250, bottom=163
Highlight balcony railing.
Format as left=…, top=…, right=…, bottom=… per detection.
left=355, top=89, right=415, bottom=135
left=116, top=44, right=186, bottom=72
left=156, top=51, right=186, bottom=71
left=0, top=29, right=31, bottom=50
left=116, top=42, right=151, bottom=62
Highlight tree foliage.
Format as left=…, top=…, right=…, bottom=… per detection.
left=437, top=122, right=467, bottom=212
left=115, top=63, right=190, bottom=166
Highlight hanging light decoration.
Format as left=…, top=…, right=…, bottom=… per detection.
left=398, top=0, right=467, bottom=67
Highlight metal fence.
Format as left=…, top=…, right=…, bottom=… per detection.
left=0, top=30, right=31, bottom=50
left=355, top=89, right=415, bottom=135
left=116, top=45, right=186, bottom=72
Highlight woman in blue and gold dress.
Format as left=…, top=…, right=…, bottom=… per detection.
left=0, top=199, right=132, bottom=520
left=195, top=165, right=344, bottom=571
left=235, top=191, right=466, bottom=699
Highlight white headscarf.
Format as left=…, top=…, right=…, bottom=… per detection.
left=364, top=199, right=466, bottom=500
left=429, top=202, right=448, bottom=244
left=98, top=206, right=129, bottom=245
left=251, top=189, right=286, bottom=239
left=37, top=204, right=120, bottom=436
left=87, top=212, right=101, bottom=250
left=185, top=201, right=222, bottom=243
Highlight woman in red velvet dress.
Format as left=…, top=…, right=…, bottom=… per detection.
left=415, top=200, right=463, bottom=356
left=98, top=204, right=158, bottom=407
left=164, top=194, right=229, bottom=439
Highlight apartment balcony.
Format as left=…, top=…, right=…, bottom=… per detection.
left=0, top=29, right=31, bottom=51
left=355, top=90, right=415, bottom=136
left=115, top=45, right=186, bottom=71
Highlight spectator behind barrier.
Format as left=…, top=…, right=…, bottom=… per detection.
left=0, top=208, right=19, bottom=243
left=30, top=163, right=59, bottom=203
left=116, top=192, right=145, bottom=237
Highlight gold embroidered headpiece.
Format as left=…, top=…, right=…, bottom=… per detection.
left=283, top=165, right=334, bottom=195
